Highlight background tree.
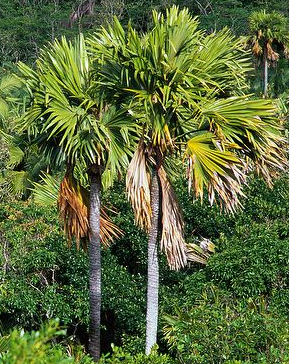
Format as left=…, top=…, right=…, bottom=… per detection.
left=89, top=6, right=287, bottom=354
left=247, top=10, right=289, bottom=97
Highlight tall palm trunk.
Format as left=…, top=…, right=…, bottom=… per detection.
left=88, top=167, right=102, bottom=362
left=145, top=165, right=160, bottom=354
left=264, top=44, right=268, bottom=97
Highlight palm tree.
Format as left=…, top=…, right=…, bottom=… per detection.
left=18, top=35, right=134, bottom=361
left=89, top=6, right=287, bottom=354
left=247, top=10, right=289, bottom=97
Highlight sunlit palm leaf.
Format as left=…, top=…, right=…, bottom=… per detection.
left=32, top=172, right=60, bottom=206
left=198, top=96, right=287, bottom=185
left=185, top=132, right=246, bottom=212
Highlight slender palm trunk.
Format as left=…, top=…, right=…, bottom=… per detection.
left=264, top=45, right=268, bottom=97
left=145, top=166, right=160, bottom=354
left=88, top=168, right=102, bottom=362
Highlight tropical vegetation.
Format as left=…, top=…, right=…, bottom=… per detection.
left=1, top=1, right=289, bottom=364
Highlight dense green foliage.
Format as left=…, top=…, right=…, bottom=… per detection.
left=1, top=176, right=289, bottom=362
left=0, top=320, right=93, bottom=363
left=164, top=293, right=289, bottom=363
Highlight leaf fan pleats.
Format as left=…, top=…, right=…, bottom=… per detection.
left=185, top=132, right=246, bottom=212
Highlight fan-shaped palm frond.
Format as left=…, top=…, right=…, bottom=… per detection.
left=185, top=132, right=246, bottom=212
left=32, top=172, right=59, bottom=206
left=0, top=74, right=22, bottom=121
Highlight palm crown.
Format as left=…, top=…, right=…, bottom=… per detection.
left=18, top=35, right=135, bottom=245
left=248, top=10, right=289, bottom=62
left=89, top=6, right=286, bottom=269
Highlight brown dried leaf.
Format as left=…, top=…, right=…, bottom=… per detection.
left=126, top=139, right=151, bottom=230
left=58, top=171, right=122, bottom=249
left=158, top=166, right=187, bottom=270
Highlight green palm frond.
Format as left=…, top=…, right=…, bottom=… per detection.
left=197, top=96, right=287, bottom=184
left=185, top=132, right=246, bottom=211
left=5, top=170, right=30, bottom=195
left=32, top=172, right=59, bottom=206
left=0, top=74, right=23, bottom=121
left=19, top=34, right=135, bottom=183
left=7, top=145, right=25, bottom=168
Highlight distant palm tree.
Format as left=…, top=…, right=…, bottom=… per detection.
left=89, top=6, right=287, bottom=353
left=18, top=35, right=134, bottom=362
left=247, top=10, right=289, bottom=97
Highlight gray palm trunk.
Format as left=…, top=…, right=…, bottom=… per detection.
left=264, top=45, right=268, bottom=97
left=88, top=168, right=102, bottom=362
left=145, top=166, right=160, bottom=354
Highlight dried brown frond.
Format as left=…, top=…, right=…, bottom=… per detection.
left=99, top=208, right=123, bottom=247
left=58, top=171, right=122, bottom=249
left=186, top=156, right=246, bottom=213
left=267, top=43, right=279, bottom=62
left=252, top=40, right=262, bottom=56
left=158, top=166, right=187, bottom=270
left=186, top=238, right=215, bottom=265
left=58, top=172, right=89, bottom=249
left=126, top=139, right=151, bottom=231
left=250, top=127, right=288, bottom=187
left=207, top=167, right=246, bottom=213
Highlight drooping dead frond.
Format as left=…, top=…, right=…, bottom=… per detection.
left=158, top=166, right=187, bottom=270
left=206, top=167, right=246, bottom=213
left=58, top=172, right=89, bottom=249
left=99, top=208, right=123, bottom=246
left=58, top=171, right=122, bottom=249
left=267, top=42, right=279, bottom=62
left=252, top=39, right=262, bottom=56
left=186, top=238, right=215, bottom=265
left=251, top=131, right=288, bottom=187
left=126, top=139, right=151, bottom=230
